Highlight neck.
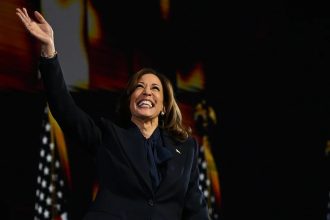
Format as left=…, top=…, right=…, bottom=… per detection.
left=131, top=117, right=158, bottom=139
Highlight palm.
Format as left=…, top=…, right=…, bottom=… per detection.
left=29, top=20, right=53, bottom=44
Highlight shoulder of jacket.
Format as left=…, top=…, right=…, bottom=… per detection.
left=180, top=136, right=199, bottom=153
left=100, top=117, right=131, bottom=133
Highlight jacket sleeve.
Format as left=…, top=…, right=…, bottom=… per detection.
left=182, top=138, right=210, bottom=220
left=39, top=55, right=102, bottom=153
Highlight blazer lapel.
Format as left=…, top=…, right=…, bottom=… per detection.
left=116, top=125, right=154, bottom=194
left=158, top=131, right=187, bottom=193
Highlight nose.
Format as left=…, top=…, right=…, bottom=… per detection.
left=143, top=86, right=152, bottom=95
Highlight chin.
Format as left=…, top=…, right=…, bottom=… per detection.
left=137, top=113, right=156, bottom=120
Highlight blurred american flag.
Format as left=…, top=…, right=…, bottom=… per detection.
left=198, top=144, right=221, bottom=220
left=195, top=101, right=221, bottom=220
left=34, top=105, right=70, bottom=220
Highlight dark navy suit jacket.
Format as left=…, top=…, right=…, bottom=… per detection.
left=39, top=55, right=210, bottom=220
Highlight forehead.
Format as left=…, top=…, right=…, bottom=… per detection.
left=137, top=73, right=162, bottom=85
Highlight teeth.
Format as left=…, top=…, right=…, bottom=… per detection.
left=138, top=100, right=153, bottom=107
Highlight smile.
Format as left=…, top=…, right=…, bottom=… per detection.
left=137, top=100, right=154, bottom=108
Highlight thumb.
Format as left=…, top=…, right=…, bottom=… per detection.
left=34, top=11, right=47, bottom=24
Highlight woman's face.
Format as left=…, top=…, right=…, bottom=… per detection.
left=130, top=73, right=164, bottom=122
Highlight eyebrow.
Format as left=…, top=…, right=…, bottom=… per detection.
left=137, top=82, right=161, bottom=87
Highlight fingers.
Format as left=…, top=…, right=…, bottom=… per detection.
left=34, top=11, right=47, bottom=24
left=22, top=8, right=30, bottom=19
left=16, top=8, right=30, bottom=27
left=16, top=8, right=25, bottom=21
left=16, top=8, right=46, bottom=25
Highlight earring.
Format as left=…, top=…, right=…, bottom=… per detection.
left=160, top=111, right=165, bottom=116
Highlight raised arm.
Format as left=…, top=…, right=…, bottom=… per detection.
left=16, top=8, right=101, bottom=153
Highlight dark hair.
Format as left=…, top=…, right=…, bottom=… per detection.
left=116, top=68, right=191, bottom=142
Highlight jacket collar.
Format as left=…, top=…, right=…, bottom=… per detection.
left=118, top=124, right=186, bottom=195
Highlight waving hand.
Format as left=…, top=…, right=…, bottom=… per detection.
left=16, top=8, right=56, bottom=57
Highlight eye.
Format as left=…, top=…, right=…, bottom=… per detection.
left=135, top=84, right=144, bottom=89
left=152, top=86, right=160, bottom=91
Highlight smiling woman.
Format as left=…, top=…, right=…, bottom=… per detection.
left=16, top=7, right=211, bottom=220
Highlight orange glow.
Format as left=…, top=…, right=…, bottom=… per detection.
left=92, top=181, right=99, bottom=201
left=160, top=0, right=170, bottom=21
left=176, top=62, right=205, bottom=92
left=87, top=0, right=102, bottom=44
left=57, top=0, right=74, bottom=7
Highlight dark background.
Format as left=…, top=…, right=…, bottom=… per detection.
left=1, top=1, right=330, bottom=220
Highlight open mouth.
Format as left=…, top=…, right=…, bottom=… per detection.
left=137, top=99, right=154, bottom=108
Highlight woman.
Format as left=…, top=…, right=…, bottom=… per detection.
left=16, top=8, right=210, bottom=220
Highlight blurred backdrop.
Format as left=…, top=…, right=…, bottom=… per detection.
left=0, top=0, right=329, bottom=220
